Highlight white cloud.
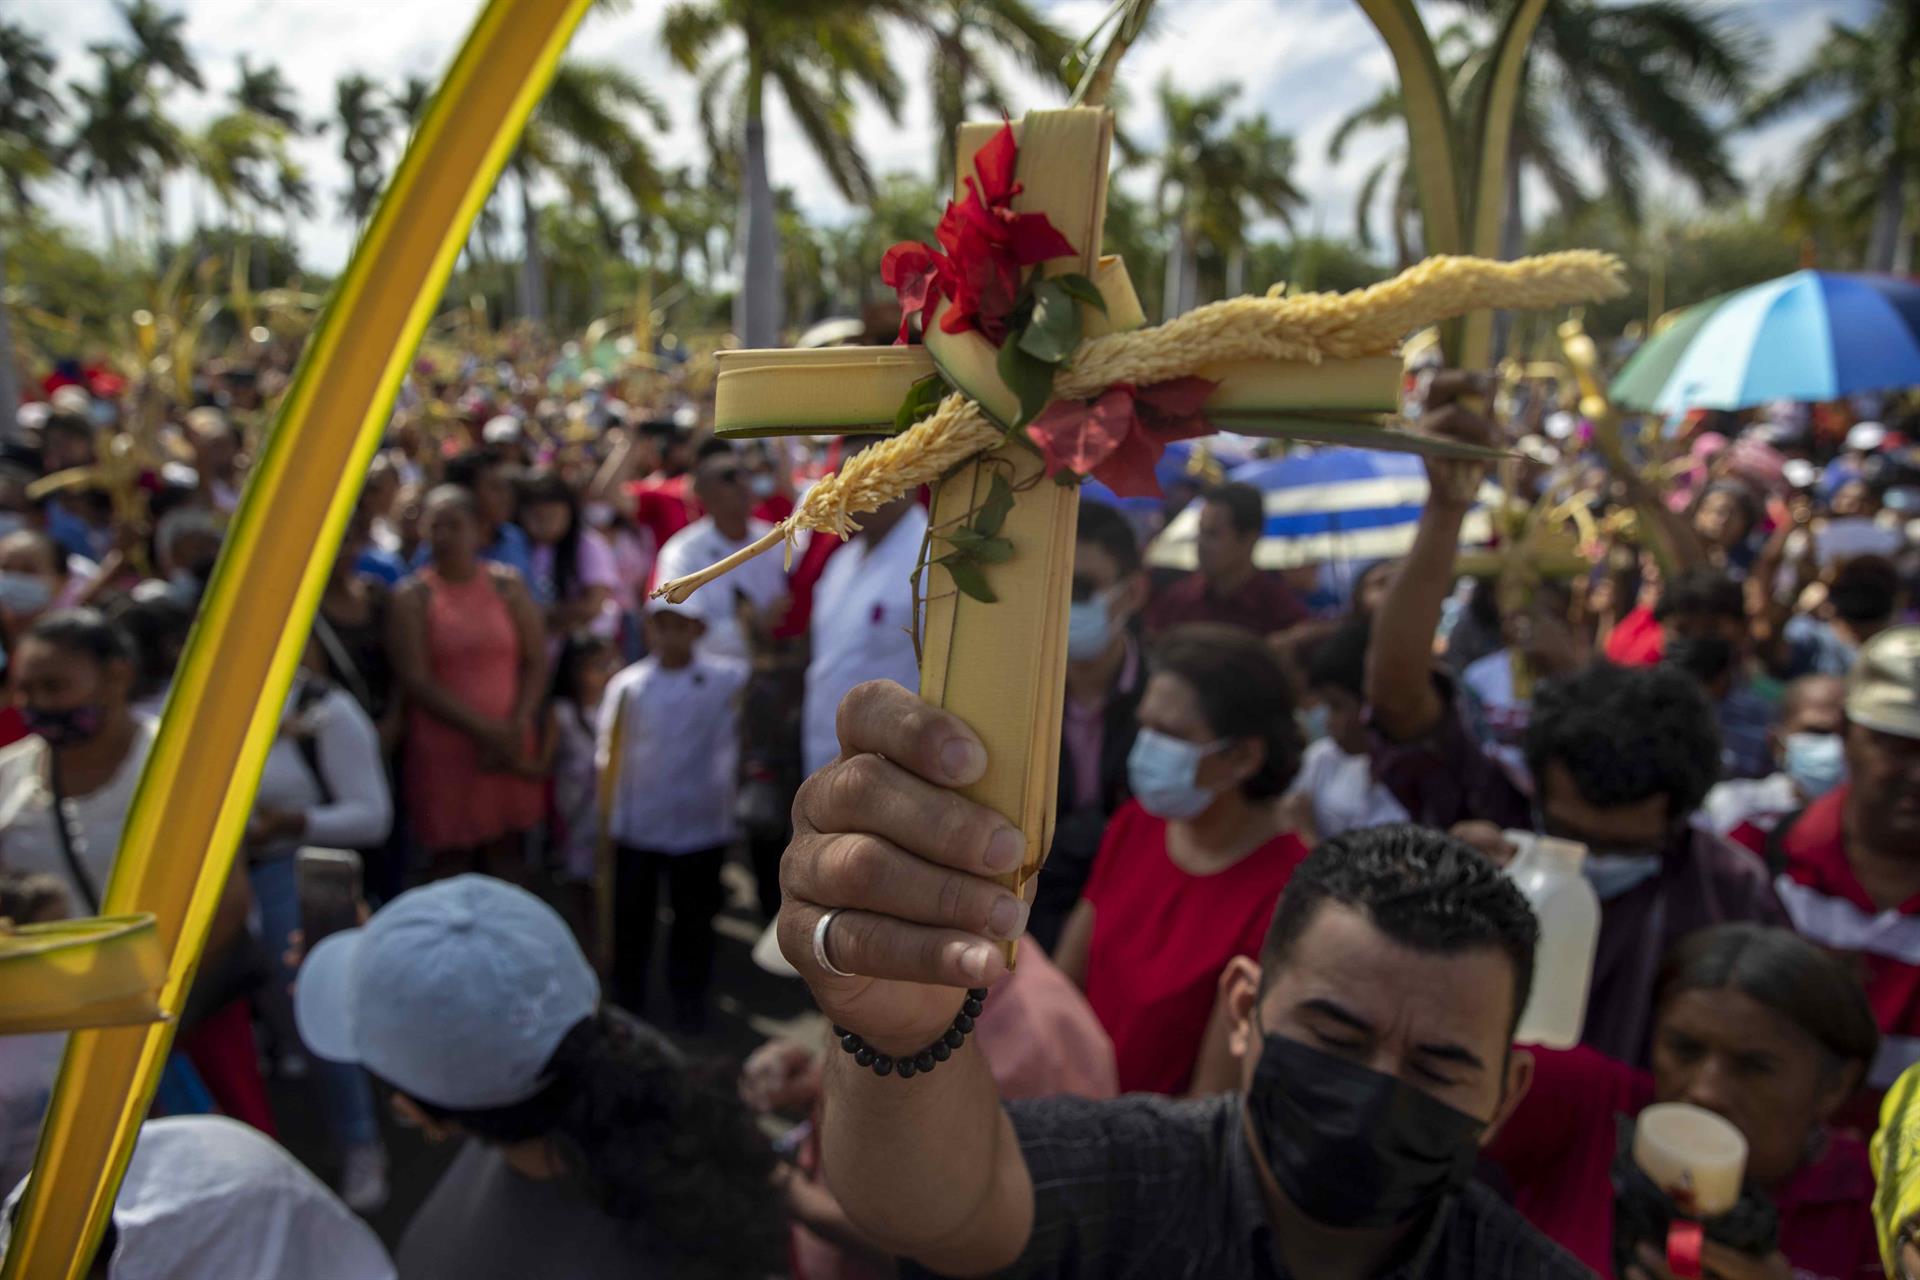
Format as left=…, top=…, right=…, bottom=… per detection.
left=11, top=0, right=1872, bottom=276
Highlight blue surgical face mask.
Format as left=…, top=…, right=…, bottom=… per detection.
left=1582, top=853, right=1663, bottom=901
left=1127, top=727, right=1227, bottom=820
left=0, top=514, right=27, bottom=541
left=1782, top=732, right=1847, bottom=800
left=1299, top=704, right=1331, bottom=743
left=0, top=572, right=54, bottom=615
left=1067, top=590, right=1115, bottom=661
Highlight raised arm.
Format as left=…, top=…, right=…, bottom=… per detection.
left=1366, top=373, right=1498, bottom=742
left=777, top=682, right=1036, bottom=1277
left=306, top=691, right=394, bottom=849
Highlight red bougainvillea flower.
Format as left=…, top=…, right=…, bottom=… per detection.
left=882, top=121, right=1078, bottom=345
left=1026, top=376, right=1217, bottom=497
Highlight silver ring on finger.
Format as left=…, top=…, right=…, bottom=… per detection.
left=812, top=908, right=856, bottom=979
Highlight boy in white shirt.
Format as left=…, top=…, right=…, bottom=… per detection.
left=596, top=600, right=749, bottom=1032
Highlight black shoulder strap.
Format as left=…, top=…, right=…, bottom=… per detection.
left=1764, top=806, right=1807, bottom=880
left=46, top=759, right=102, bottom=915
left=291, top=679, right=336, bottom=807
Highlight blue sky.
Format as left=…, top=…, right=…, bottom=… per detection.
left=10, top=0, right=1877, bottom=275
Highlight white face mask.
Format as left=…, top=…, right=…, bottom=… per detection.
left=1127, top=727, right=1228, bottom=820
left=1067, top=588, right=1116, bottom=661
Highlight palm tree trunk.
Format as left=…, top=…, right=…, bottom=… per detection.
left=518, top=165, right=547, bottom=324
left=1867, top=153, right=1907, bottom=272
left=0, top=239, right=20, bottom=421
left=1162, top=220, right=1197, bottom=321
left=736, top=47, right=782, bottom=349
left=1224, top=245, right=1246, bottom=298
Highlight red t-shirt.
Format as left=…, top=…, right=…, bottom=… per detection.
left=1734, top=785, right=1920, bottom=1115
left=627, top=474, right=699, bottom=583
left=1081, top=801, right=1308, bottom=1094
left=1487, top=1045, right=1881, bottom=1279
left=1604, top=603, right=1664, bottom=666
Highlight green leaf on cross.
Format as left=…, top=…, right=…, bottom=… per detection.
left=974, top=473, right=1014, bottom=537
left=937, top=553, right=998, bottom=603
left=1056, top=272, right=1109, bottom=316
left=892, top=372, right=950, bottom=435
left=997, top=335, right=1055, bottom=429
left=1018, top=279, right=1084, bottom=364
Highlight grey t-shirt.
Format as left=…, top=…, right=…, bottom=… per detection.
left=397, top=1142, right=663, bottom=1280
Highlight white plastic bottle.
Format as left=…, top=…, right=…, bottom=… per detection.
left=1501, top=833, right=1601, bottom=1049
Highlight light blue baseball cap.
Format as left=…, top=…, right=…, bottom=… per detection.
left=295, top=875, right=600, bottom=1110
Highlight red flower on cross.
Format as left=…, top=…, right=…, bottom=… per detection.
left=1025, top=377, right=1219, bottom=497
left=880, top=122, right=1077, bottom=345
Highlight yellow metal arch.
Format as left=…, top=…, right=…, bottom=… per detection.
left=2, top=1, right=591, bottom=1273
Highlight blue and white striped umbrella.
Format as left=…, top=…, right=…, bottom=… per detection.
left=1147, top=446, right=1495, bottom=571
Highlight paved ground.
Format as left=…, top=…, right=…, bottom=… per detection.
left=269, top=858, right=819, bottom=1249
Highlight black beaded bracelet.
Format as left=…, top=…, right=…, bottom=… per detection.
left=832, top=988, right=989, bottom=1079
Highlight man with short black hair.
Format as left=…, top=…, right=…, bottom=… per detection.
left=1654, top=566, right=1771, bottom=779
left=774, top=681, right=1584, bottom=1279
left=652, top=442, right=790, bottom=663
left=1144, top=482, right=1306, bottom=638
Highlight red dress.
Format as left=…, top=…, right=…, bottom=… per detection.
left=1486, top=1045, right=1882, bottom=1278
left=1082, top=801, right=1308, bottom=1094
left=404, top=567, right=544, bottom=852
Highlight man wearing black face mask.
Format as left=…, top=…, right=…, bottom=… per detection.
left=1654, top=568, right=1772, bottom=780
left=773, top=682, right=1585, bottom=1280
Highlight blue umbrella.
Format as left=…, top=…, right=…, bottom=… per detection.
left=1147, top=446, right=1494, bottom=572
left=1613, top=270, right=1920, bottom=413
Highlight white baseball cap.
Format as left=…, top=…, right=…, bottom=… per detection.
left=482, top=414, right=523, bottom=445
left=295, top=876, right=599, bottom=1110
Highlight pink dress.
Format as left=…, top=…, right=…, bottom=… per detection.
left=405, top=567, right=544, bottom=851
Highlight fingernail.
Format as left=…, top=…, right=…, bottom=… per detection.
left=987, top=895, right=1028, bottom=940
left=941, top=736, right=986, bottom=782
left=961, top=942, right=994, bottom=982
left=984, top=827, right=1023, bottom=872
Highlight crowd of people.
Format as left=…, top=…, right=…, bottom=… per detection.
left=1, top=346, right=1919, bottom=1280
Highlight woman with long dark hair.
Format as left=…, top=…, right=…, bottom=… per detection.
left=1488, top=923, right=1880, bottom=1279
left=295, top=875, right=785, bottom=1279
left=518, top=470, right=620, bottom=640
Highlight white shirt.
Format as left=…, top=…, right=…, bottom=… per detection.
left=598, top=654, right=749, bottom=855
left=251, top=677, right=393, bottom=860
left=1460, top=647, right=1533, bottom=793
left=651, top=517, right=788, bottom=662
left=1702, top=771, right=1801, bottom=836
left=0, top=716, right=158, bottom=911
left=802, top=507, right=929, bottom=775
left=1285, top=737, right=1409, bottom=840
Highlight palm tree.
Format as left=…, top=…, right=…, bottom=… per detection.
left=234, top=56, right=304, bottom=134
left=194, top=110, right=283, bottom=229
left=0, top=19, right=65, bottom=214
left=1330, top=24, right=1585, bottom=268
left=395, top=75, right=435, bottom=139
left=0, top=18, right=66, bottom=415
left=921, top=0, right=1074, bottom=185
left=1454, top=0, right=1759, bottom=232
left=1153, top=80, right=1304, bottom=319
left=68, top=47, right=182, bottom=250
left=1743, top=0, right=1918, bottom=272
left=332, top=73, right=393, bottom=229
left=508, top=62, right=669, bottom=323
left=662, top=0, right=907, bottom=347
left=113, top=0, right=204, bottom=91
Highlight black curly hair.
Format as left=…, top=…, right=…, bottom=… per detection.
left=401, top=1009, right=785, bottom=1278
left=1526, top=661, right=1721, bottom=819
left=1258, top=824, right=1539, bottom=1033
